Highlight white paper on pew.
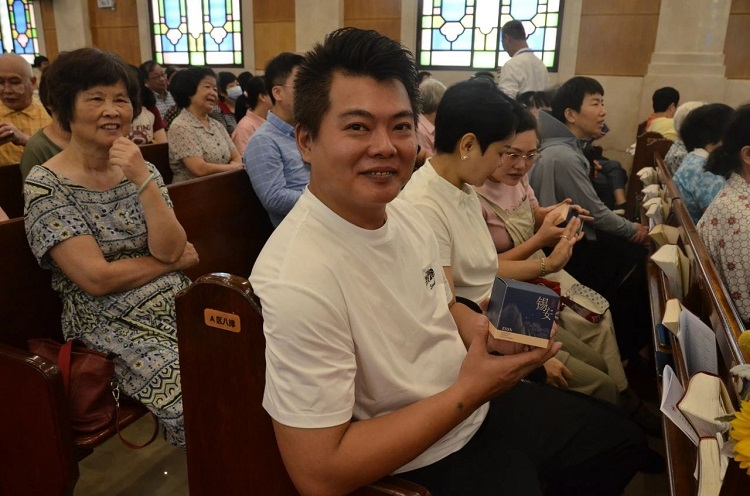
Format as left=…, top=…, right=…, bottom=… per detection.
left=641, top=184, right=662, bottom=201
left=652, top=244, right=688, bottom=298
left=677, top=307, right=718, bottom=377
left=638, top=167, right=658, bottom=186
left=660, top=365, right=699, bottom=446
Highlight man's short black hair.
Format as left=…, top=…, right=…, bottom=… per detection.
left=550, top=76, right=604, bottom=125
left=295, top=27, right=419, bottom=140
left=652, top=87, right=680, bottom=113
left=264, top=52, right=305, bottom=106
left=517, top=90, right=551, bottom=110
left=501, top=20, right=526, bottom=41
left=680, top=103, right=734, bottom=152
left=170, top=66, right=217, bottom=109
left=434, top=77, right=519, bottom=154
left=45, top=48, right=140, bottom=132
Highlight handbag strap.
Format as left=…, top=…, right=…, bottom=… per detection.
left=57, top=339, right=74, bottom=395
left=111, top=385, right=160, bottom=449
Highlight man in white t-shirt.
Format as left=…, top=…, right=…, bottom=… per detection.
left=250, top=27, right=648, bottom=496
left=498, top=20, right=549, bottom=99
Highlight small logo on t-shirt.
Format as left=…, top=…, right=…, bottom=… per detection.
left=423, top=267, right=435, bottom=289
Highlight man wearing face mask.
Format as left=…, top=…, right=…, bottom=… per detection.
left=209, top=71, right=242, bottom=135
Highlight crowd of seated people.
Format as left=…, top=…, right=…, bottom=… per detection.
left=8, top=26, right=750, bottom=496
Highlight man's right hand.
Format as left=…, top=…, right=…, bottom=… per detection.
left=457, top=323, right=561, bottom=406
left=629, top=222, right=650, bottom=245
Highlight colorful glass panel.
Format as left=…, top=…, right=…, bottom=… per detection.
left=150, top=0, right=242, bottom=67
left=0, top=0, right=39, bottom=64
left=416, top=0, right=564, bottom=71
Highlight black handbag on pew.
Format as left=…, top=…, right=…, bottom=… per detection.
left=27, top=338, right=158, bottom=448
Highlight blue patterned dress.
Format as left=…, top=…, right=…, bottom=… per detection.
left=24, top=162, right=189, bottom=446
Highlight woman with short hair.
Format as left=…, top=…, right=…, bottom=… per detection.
left=24, top=48, right=198, bottom=446
left=167, top=67, right=242, bottom=183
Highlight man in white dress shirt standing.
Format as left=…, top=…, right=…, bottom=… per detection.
left=498, top=20, right=549, bottom=99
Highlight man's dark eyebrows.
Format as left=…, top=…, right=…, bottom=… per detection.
left=338, top=109, right=415, bottom=120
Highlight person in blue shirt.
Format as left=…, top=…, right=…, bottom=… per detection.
left=672, top=103, right=734, bottom=223
left=244, top=52, right=309, bottom=227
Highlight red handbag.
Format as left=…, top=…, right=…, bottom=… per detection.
left=27, top=338, right=159, bottom=448
left=28, top=338, right=116, bottom=434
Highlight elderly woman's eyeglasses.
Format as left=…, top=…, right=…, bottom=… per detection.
left=503, top=151, right=540, bottom=164
left=149, top=71, right=167, bottom=80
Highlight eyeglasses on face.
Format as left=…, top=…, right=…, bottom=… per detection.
left=149, top=71, right=167, bottom=80
left=503, top=151, right=540, bottom=163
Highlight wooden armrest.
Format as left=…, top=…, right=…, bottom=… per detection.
left=0, top=343, right=78, bottom=495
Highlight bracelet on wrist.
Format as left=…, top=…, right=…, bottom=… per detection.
left=136, top=172, right=156, bottom=195
left=540, top=257, right=547, bottom=277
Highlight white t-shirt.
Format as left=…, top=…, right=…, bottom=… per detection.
left=400, top=160, right=499, bottom=305
left=251, top=189, right=487, bottom=473
left=498, top=49, right=549, bottom=99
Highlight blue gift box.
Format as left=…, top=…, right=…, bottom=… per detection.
left=486, top=278, right=559, bottom=348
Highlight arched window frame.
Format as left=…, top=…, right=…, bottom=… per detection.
left=416, top=0, right=564, bottom=72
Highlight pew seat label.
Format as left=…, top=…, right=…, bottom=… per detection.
left=204, top=309, right=240, bottom=333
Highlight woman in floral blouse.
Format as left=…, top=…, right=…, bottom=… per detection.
left=698, top=104, right=750, bottom=324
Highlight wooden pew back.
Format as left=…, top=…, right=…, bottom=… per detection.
left=626, top=132, right=671, bottom=212
left=176, top=273, right=432, bottom=496
left=0, top=162, right=23, bottom=218
left=167, top=168, right=273, bottom=280
left=139, top=142, right=172, bottom=185
left=0, top=168, right=273, bottom=493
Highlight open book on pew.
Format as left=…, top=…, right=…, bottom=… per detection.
left=660, top=365, right=700, bottom=445
left=651, top=244, right=690, bottom=300
left=677, top=307, right=718, bottom=377
left=649, top=224, right=680, bottom=248
left=678, top=372, right=735, bottom=438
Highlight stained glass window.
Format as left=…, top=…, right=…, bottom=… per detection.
left=149, top=0, right=243, bottom=67
left=417, top=0, right=564, bottom=71
left=0, top=0, right=39, bottom=64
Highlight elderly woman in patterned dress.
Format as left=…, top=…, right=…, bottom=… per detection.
left=167, top=67, right=243, bottom=183
left=24, top=48, right=198, bottom=447
left=698, top=104, right=750, bottom=326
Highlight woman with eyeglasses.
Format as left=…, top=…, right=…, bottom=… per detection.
left=475, top=109, right=662, bottom=433
left=400, top=79, right=624, bottom=404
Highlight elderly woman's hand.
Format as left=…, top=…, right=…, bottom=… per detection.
left=109, top=137, right=150, bottom=185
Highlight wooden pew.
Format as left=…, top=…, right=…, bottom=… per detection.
left=0, top=162, right=23, bottom=218
left=643, top=153, right=750, bottom=495
left=176, top=273, right=431, bottom=496
left=0, top=168, right=273, bottom=493
left=139, top=141, right=172, bottom=185
left=626, top=132, right=670, bottom=214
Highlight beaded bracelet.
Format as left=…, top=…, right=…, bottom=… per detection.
left=540, top=257, right=547, bottom=277
left=136, top=172, right=156, bottom=195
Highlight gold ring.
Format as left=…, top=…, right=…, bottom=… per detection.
left=561, top=235, right=569, bottom=240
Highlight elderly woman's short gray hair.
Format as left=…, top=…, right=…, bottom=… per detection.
left=419, top=78, right=447, bottom=115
